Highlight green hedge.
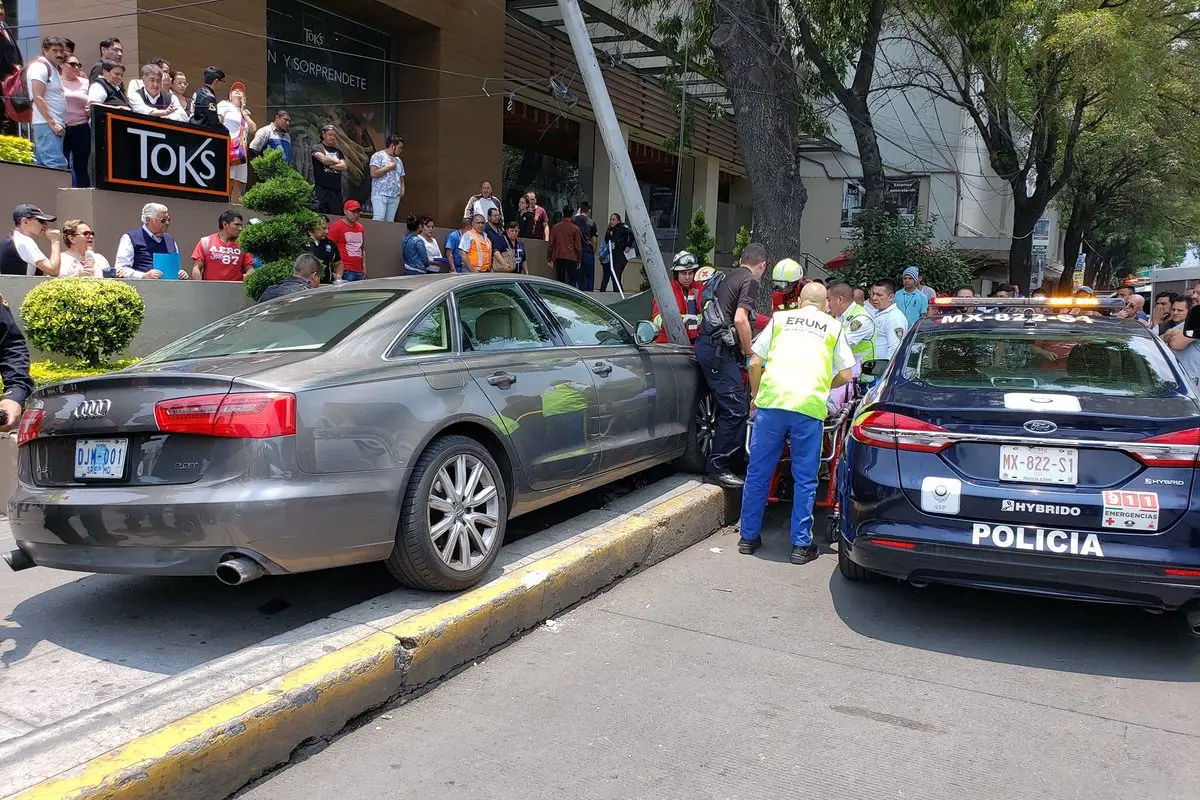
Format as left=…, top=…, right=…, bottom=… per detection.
left=0, top=135, right=33, bottom=165
left=21, top=279, right=145, bottom=366
left=31, top=358, right=140, bottom=387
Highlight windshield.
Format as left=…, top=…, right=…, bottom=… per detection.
left=902, top=330, right=1181, bottom=397
left=143, top=290, right=403, bottom=364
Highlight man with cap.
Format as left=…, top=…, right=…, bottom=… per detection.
left=896, top=265, right=929, bottom=326
left=327, top=200, right=365, bottom=281
left=741, top=282, right=856, bottom=564
left=311, top=124, right=348, bottom=214
left=1, top=205, right=61, bottom=276
left=651, top=251, right=703, bottom=343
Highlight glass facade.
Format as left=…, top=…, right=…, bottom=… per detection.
left=265, top=0, right=392, bottom=208
left=501, top=102, right=587, bottom=225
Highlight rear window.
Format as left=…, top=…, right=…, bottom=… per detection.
left=143, top=290, right=402, bottom=364
left=903, top=330, right=1180, bottom=397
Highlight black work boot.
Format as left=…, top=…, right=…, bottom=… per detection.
left=737, top=537, right=761, bottom=555
left=790, top=544, right=820, bottom=565
left=706, top=471, right=745, bottom=490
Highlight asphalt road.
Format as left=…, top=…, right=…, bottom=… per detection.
left=239, top=507, right=1200, bottom=800
left=0, top=466, right=671, bottom=745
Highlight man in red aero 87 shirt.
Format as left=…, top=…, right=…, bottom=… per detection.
left=191, top=210, right=255, bottom=281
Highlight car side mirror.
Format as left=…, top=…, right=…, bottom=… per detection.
left=634, top=320, right=657, bottom=345
left=1186, top=306, right=1200, bottom=339
left=861, top=358, right=889, bottom=377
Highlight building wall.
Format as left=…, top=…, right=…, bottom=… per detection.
left=27, top=0, right=137, bottom=68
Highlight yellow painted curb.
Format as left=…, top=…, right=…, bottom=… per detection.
left=6, top=482, right=725, bottom=800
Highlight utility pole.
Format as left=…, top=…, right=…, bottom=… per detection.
left=557, top=0, right=690, bottom=346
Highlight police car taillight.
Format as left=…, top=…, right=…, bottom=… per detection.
left=16, top=409, right=43, bottom=447
left=1127, top=428, right=1200, bottom=469
left=852, top=411, right=951, bottom=453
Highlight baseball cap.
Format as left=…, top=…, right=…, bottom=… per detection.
left=343, top=200, right=361, bottom=213
left=230, top=81, right=246, bottom=93
left=320, top=124, right=337, bottom=134
left=12, top=204, right=55, bottom=224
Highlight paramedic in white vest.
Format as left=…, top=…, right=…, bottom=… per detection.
left=740, top=282, right=855, bottom=565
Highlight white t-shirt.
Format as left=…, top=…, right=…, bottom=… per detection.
left=468, top=196, right=502, bottom=221
left=60, top=250, right=108, bottom=278
left=27, top=57, right=66, bottom=126
left=217, top=101, right=245, bottom=143
left=12, top=230, right=47, bottom=275
left=872, top=303, right=910, bottom=360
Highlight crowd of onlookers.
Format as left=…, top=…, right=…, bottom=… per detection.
left=2, top=35, right=262, bottom=203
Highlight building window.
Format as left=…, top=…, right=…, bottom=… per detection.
left=266, top=0, right=392, bottom=208
left=502, top=101, right=586, bottom=225
left=840, top=178, right=922, bottom=237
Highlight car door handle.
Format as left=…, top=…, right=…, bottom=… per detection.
left=487, top=371, right=517, bottom=388
left=592, top=362, right=613, bottom=377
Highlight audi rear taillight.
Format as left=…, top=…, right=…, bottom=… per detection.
left=17, top=409, right=43, bottom=447
left=1127, top=428, right=1200, bottom=469
left=852, top=410, right=951, bottom=453
left=154, top=393, right=296, bottom=438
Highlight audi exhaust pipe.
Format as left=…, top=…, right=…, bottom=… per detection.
left=215, top=555, right=265, bottom=586
left=3, top=548, right=34, bottom=572
left=1183, top=603, right=1200, bottom=638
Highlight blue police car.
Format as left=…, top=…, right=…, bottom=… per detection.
left=836, top=298, right=1200, bottom=632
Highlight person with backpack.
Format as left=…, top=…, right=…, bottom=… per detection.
left=27, top=37, right=69, bottom=169
left=0, top=4, right=24, bottom=135
left=696, top=242, right=769, bottom=489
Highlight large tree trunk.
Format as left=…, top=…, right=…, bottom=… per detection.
left=1009, top=198, right=1041, bottom=291
left=1056, top=195, right=1090, bottom=294
left=845, top=95, right=886, bottom=211
left=711, top=0, right=806, bottom=311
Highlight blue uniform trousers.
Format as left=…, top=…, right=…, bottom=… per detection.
left=739, top=406, right=823, bottom=546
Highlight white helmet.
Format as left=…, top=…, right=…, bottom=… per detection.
left=672, top=251, right=699, bottom=271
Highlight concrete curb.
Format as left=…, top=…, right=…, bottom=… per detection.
left=6, top=479, right=727, bottom=800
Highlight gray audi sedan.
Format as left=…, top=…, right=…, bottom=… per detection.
left=6, top=275, right=705, bottom=591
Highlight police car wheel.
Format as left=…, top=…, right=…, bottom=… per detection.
left=837, top=537, right=879, bottom=582
left=386, top=435, right=508, bottom=591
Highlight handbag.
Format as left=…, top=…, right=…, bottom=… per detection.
left=228, top=112, right=247, bottom=166
left=492, top=247, right=515, bottom=273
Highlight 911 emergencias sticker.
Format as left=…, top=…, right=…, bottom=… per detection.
left=1102, top=491, right=1159, bottom=531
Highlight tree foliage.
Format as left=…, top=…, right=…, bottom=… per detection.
left=834, top=209, right=972, bottom=292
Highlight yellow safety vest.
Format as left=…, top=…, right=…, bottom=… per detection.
left=757, top=305, right=842, bottom=420
left=842, top=302, right=876, bottom=363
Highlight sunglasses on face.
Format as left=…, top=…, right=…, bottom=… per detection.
left=66, top=61, right=81, bottom=68
left=78, top=231, right=94, bottom=237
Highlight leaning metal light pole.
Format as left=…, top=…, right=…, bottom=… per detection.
left=556, top=0, right=690, bottom=346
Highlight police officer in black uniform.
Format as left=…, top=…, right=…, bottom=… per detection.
left=190, top=65, right=225, bottom=130
left=0, top=296, right=33, bottom=431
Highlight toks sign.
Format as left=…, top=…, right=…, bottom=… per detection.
left=92, top=107, right=231, bottom=201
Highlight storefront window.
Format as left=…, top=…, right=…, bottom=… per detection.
left=502, top=102, right=587, bottom=225
left=266, top=0, right=392, bottom=208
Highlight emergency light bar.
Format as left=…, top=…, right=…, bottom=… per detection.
left=930, top=297, right=1124, bottom=309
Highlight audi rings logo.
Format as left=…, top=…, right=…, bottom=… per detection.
left=72, top=399, right=112, bottom=420
left=1024, top=419, right=1057, bottom=434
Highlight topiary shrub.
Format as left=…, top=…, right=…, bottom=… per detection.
left=684, top=206, right=717, bottom=268
left=21, top=279, right=145, bottom=366
left=239, top=149, right=321, bottom=299
left=0, top=135, right=33, bottom=165
left=243, top=258, right=295, bottom=301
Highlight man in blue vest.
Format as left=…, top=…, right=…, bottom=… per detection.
left=112, top=202, right=187, bottom=279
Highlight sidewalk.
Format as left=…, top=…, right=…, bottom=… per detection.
left=240, top=511, right=1200, bottom=800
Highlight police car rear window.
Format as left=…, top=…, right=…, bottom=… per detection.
left=903, top=331, right=1180, bottom=397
